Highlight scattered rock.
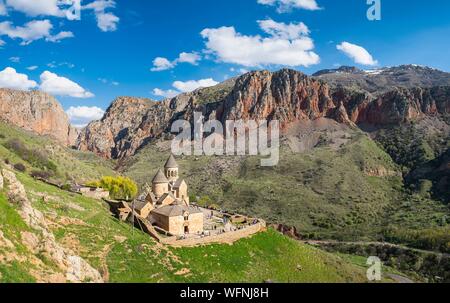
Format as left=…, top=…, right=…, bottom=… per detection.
left=0, top=231, right=14, bottom=249
left=2, top=169, right=103, bottom=283
left=114, top=235, right=127, bottom=243
left=21, top=232, right=40, bottom=253
left=174, top=268, right=191, bottom=276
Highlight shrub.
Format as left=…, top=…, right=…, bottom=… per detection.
left=197, top=195, right=213, bottom=207
left=61, top=183, right=72, bottom=191
left=30, top=170, right=53, bottom=180
left=14, top=163, right=26, bottom=172
left=3, top=138, right=57, bottom=172
left=87, top=176, right=138, bottom=200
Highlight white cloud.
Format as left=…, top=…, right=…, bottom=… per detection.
left=258, top=19, right=309, bottom=39
left=45, top=30, right=74, bottom=42
left=151, top=52, right=202, bottom=72
left=336, top=42, right=378, bottom=66
left=177, top=52, right=201, bottom=65
left=9, top=56, right=20, bottom=63
left=0, top=19, right=74, bottom=45
left=96, top=12, right=119, bottom=32
left=66, top=106, right=105, bottom=128
left=27, top=65, right=38, bottom=71
left=151, top=57, right=175, bottom=72
left=0, top=0, right=7, bottom=15
left=257, top=0, right=321, bottom=12
left=83, top=0, right=114, bottom=12
left=0, top=67, right=37, bottom=90
left=0, top=38, right=5, bottom=46
left=1, top=1, right=119, bottom=38
left=201, top=20, right=320, bottom=67
left=5, top=0, right=64, bottom=17
left=152, top=88, right=179, bottom=99
left=83, top=0, right=119, bottom=32
left=152, top=78, right=219, bottom=99
left=173, top=78, right=219, bottom=92
left=39, top=70, right=94, bottom=98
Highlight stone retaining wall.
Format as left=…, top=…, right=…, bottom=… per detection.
left=160, top=220, right=266, bottom=247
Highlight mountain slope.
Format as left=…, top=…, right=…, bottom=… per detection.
left=313, top=65, right=450, bottom=94
left=78, top=67, right=450, bottom=160
left=0, top=89, right=78, bottom=146
left=0, top=169, right=374, bottom=283
left=0, top=121, right=115, bottom=183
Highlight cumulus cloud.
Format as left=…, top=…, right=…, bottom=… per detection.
left=5, top=0, right=65, bottom=17
left=257, top=0, right=321, bottom=12
left=201, top=19, right=320, bottom=67
left=173, top=78, right=219, bottom=93
left=66, top=105, right=105, bottom=128
left=152, top=78, right=219, bottom=99
left=152, top=88, right=179, bottom=99
left=0, top=1, right=119, bottom=41
left=0, top=67, right=37, bottom=90
left=177, top=52, right=201, bottom=65
left=150, top=57, right=175, bottom=72
left=83, top=0, right=119, bottom=32
left=45, top=30, right=74, bottom=42
left=0, top=1, right=7, bottom=15
left=39, top=71, right=94, bottom=98
left=337, top=42, right=378, bottom=66
left=258, top=19, right=309, bottom=39
left=151, top=52, right=202, bottom=72
left=96, top=12, right=119, bottom=32
left=0, top=19, right=74, bottom=45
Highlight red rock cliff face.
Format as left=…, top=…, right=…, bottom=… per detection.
left=222, top=69, right=334, bottom=128
left=77, top=69, right=450, bottom=159
left=0, top=89, right=78, bottom=146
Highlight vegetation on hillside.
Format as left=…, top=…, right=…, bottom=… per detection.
left=1, top=170, right=376, bottom=283
left=0, top=122, right=116, bottom=183
left=123, top=131, right=450, bottom=254
left=87, top=176, right=138, bottom=201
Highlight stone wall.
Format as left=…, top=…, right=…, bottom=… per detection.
left=161, top=220, right=266, bottom=247
left=168, top=213, right=203, bottom=236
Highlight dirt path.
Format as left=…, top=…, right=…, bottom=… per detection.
left=387, top=273, right=415, bottom=284
left=99, top=243, right=114, bottom=282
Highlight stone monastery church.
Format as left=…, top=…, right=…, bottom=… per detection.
left=134, top=155, right=204, bottom=236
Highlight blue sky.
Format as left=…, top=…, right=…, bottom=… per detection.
left=1, top=0, right=450, bottom=127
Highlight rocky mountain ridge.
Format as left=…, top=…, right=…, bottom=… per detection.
left=77, top=67, right=450, bottom=159
left=0, top=89, right=78, bottom=146
left=313, top=64, right=450, bottom=94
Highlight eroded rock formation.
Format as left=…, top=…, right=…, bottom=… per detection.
left=77, top=68, right=450, bottom=159
left=0, top=89, right=78, bottom=146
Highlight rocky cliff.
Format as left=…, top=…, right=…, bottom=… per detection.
left=77, top=67, right=450, bottom=159
left=0, top=89, right=78, bottom=146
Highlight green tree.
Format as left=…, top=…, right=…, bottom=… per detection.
left=87, top=176, right=138, bottom=200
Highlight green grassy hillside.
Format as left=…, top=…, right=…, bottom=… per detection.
left=0, top=171, right=377, bottom=283
left=0, top=122, right=115, bottom=183
left=123, top=132, right=450, bottom=244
